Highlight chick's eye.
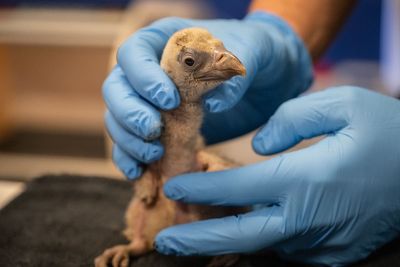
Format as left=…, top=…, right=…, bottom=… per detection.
left=184, top=57, right=195, bottom=66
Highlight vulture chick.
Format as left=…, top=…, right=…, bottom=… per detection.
left=95, top=28, right=246, bottom=267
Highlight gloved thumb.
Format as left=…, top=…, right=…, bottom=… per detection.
left=203, top=75, right=248, bottom=113
left=252, top=87, right=350, bottom=155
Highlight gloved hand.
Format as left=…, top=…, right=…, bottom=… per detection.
left=155, top=87, right=400, bottom=266
left=103, top=11, right=313, bottom=180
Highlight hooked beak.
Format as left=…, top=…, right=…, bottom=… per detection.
left=194, top=47, right=246, bottom=81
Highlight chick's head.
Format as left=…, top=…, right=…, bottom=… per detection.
left=160, top=27, right=246, bottom=103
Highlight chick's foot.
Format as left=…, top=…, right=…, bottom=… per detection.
left=197, top=150, right=237, bottom=172
left=94, top=240, right=147, bottom=267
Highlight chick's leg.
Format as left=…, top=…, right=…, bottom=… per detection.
left=95, top=169, right=161, bottom=267
left=94, top=197, right=152, bottom=267
left=94, top=241, right=147, bottom=267
left=134, top=168, right=159, bottom=206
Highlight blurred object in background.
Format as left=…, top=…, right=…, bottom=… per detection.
left=312, top=0, right=399, bottom=98
left=0, top=0, right=210, bottom=180
left=312, top=0, right=383, bottom=93
left=204, top=0, right=251, bottom=18
left=0, top=0, right=131, bottom=9
left=0, top=7, right=124, bottom=161
left=0, top=6, right=125, bottom=179
left=322, top=0, right=381, bottom=63
left=0, top=0, right=252, bottom=18
left=381, top=0, right=400, bottom=98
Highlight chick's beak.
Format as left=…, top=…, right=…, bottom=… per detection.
left=194, top=47, right=246, bottom=81
left=214, top=48, right=246, bottom=78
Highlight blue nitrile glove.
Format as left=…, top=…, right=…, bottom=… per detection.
left=103, top=11, right=313, bottom=180
left=156, top=87, right=400, bottom=266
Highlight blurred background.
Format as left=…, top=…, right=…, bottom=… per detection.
left=0, top=0, right=398, bottom=206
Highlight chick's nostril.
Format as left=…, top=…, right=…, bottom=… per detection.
left=216, top=53, right=225, bottom=63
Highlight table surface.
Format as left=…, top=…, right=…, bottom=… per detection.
left=0, top=181, right=24, bottom=209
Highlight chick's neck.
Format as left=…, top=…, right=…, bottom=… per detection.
left=159, top=94, right=204, bottom=178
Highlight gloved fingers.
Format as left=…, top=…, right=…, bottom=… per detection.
left=117, top=18, right=189, bottom=110
left=103, top=66, right=163, bottom=140
left=163, top=156, right=295, bottom=206
left=252, top=88, right=350, bottom=155
left=203, top=76, right=248, bottom=113
left=112, top=145, right=143, bottom=180
left=105, top=110, right=164, bottom=164
left=155, top=206, right=286, bottom=256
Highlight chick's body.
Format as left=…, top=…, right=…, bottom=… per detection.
left=95, top=28, right=246, bottom=267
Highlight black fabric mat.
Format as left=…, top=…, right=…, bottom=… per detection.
left=0, top=175, right=399, bottom=267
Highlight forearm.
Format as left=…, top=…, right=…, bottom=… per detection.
left=250, top=0, right=357, bottom=61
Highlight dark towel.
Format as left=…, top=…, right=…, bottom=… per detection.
left=0, top=175, right=399, bottom=267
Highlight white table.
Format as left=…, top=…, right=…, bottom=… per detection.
left=0, top=181, right=24, bottom=209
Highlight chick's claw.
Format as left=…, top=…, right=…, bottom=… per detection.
left=94, top=245, right=130, bottom=267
